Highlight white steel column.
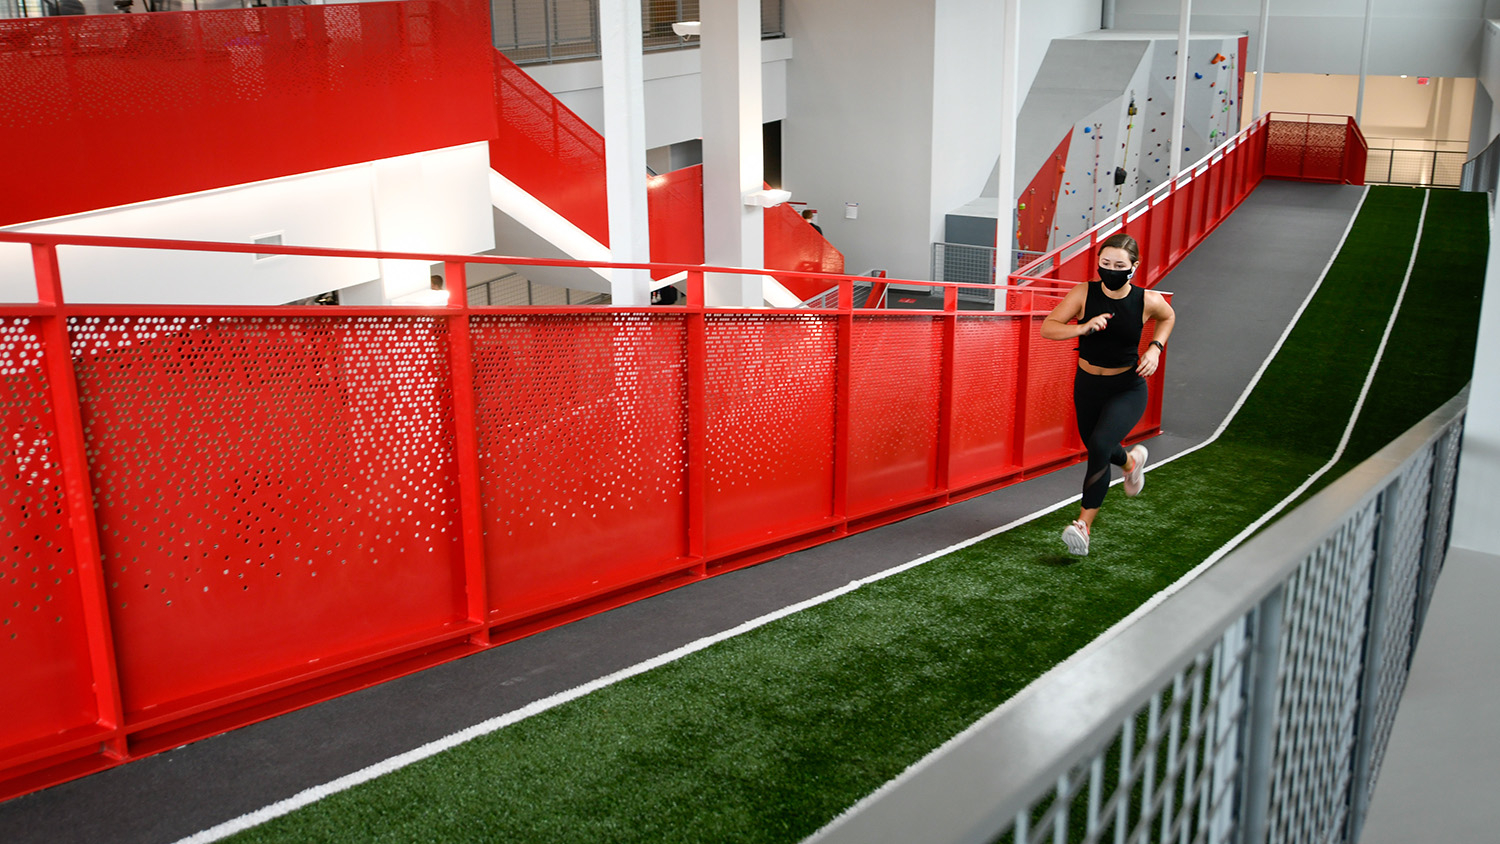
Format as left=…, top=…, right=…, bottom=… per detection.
left=600, top=0, right=651, bottom=305
left=995, top=0, right=1020, bottom=302
left=1169, top=0, right=1191, bottom=177
left=1356, top=0, right=1375, bottom=124
left=701, top=0, right=764, bottom=307
left=1253, top=0, right=1270, bottom=119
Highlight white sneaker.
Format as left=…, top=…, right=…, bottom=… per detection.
left=1124, top=445, right=1148, bottom=497
left=1062, top=520, right=1090, bottom=556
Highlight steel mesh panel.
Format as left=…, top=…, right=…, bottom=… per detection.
left=1022, top=315, right=1081, bottom=464
left=1364, top=149, right=1393, bottom=184
left=1424, top=423, right=1462, bottom=601
left=1431, top=152, right=1464, bottom=188
left=471, top=313, right=689, bottom=620
left=0, top=317, right=100, bottom=748
left=70, top=315, right=465, bottom=715
left=950, top=316, right=1022, bottom=486
left=847, top=316, right=942, bottom=514
left=1265, top=500, right=1376, bottom=844
left=703, top=314, right=836, bottom=554
left=1362, top=453, right=1432, bottom=803
left=999, top=619, right=1252, bottom=844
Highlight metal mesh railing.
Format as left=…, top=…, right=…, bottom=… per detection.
left=1364, top=140, right=1466, bottom=188
left=494, top=0, right=785, bottom=65
left=1461, top=133, right=1500, bottom=202
left=466, top=271, right=611, bottom=306
left=810, top=388, right=1469, bottom=844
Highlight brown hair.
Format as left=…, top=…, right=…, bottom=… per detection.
left=1098, top=232, right=1140, bottom=265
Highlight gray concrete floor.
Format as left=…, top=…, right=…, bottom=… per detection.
left=1358, top=545, right=1500, bottom=844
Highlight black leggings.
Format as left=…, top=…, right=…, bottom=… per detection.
left=1073, top=368, right=1149, bottom=509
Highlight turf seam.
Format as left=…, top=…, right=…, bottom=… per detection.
left=808, top=187, right=1432, bottom=840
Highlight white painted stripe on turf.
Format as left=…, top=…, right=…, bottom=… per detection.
left=180, top=185, right=1380, bottom=844
left=1145, top=184, right=1372, bottom=473
left=173, top=495, right=1089, bottom=844
left=812, top=187, right=1430, bottom=841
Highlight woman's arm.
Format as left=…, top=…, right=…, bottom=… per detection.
left=1041, top=284, right=1106, bottom=340
left=1136, top=291, right=1177, bottom=376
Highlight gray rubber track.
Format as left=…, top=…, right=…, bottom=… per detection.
left=0, top=180, right=1367, bottom=844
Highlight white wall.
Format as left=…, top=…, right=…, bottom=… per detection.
left=1452, top=200, right=1500, bottom=551
left=929, top=0, right=1105, bottom=246
left=1114, top=0, right=1486, bottom=78
left=0, top=144, right=494, bottom=306
left=782, top=0, right=938, bottom=279
left=1242, top=73, right=1475, bottom=143
left=524, top=40, right=792, bottom=151
left=781, top=0, right=1104, bottom=280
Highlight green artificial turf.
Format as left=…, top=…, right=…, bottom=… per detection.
left=229, top=187, right=1486, bottom=844
left=1292, top=188, right=1489, bottom=504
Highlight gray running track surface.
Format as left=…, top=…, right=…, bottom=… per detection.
left=0, top=180, right=1367, bottom=844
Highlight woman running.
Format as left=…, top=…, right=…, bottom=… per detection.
left=1040, top=233, right=1175, bottom=556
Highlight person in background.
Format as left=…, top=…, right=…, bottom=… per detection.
left=801, top=209, right=822, bottom=234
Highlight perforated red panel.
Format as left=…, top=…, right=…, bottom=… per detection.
left=1301, top=122, right=1350, bottom=182
left=1022, top=315, right=1082, bottom=465
left=1264, top=121, right=1307, bottom=178
left=763, top=203, right=845, bottom=302
left=492, top=50, right=609, bottom=245
left=704, top=314, right=837, bottom=554
left=70, top=315, right=465, bottom=717
left=470, top=314, right=690, bottom=620
left=0, top=1, right=496, bottom=227
left=847, top=316, right=942, bottom=514
left=950, top=316, right=1023, bottom=487
left=1266, top=119, right=1351, bottom=183
left=0, top=317, right=99, bottom=750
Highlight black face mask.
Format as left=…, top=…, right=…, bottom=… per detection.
left=1098, top=266, right=1134, bottom=291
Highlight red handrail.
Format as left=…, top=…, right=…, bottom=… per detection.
left=1009, top=115, right=1272, bottom=292
left=0, top=231, right=1161, bottom=800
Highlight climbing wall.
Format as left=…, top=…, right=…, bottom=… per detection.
left=1047, top=34, right=1243, bottom=252
left=1016, top=129, right=1073, bottom=254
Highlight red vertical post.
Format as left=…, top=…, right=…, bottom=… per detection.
left=687, top=269, right=705, bottom=308
left=936, top=285, right=957, bottom=494
left=31, top=243, right=126, bottom=759
left=441, top=261, right=491, bottom=646
left=1011, top=289, right=1033, bottom=472
left=1140, top=204, right=1157, bottom=287
left=685, top=272, right=708, bottom=571
left=833, top=278, right=853, bottom=526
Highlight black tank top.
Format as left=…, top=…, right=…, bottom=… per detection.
left=1077, top=282, right=1145, bottom=368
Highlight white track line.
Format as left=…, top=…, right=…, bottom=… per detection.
left=812, top=187, right=1430, bottom=839
left=178, top=186, right=1379, bottom=844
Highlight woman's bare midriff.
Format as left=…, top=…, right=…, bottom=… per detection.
left=1078, top=360, right=1133, bottom=376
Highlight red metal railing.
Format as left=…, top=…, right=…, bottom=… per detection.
left=1263, top=112, right=1368, bottom=185
left=490, top=50, right=843, bottom=285
left=0, top=0, right=497, bottom=228
left=0, top=46, right=1362, bottom=804
left=1009, top=114, right=1271, bottom=292
left=0, top=233, right=1154, bottom=799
